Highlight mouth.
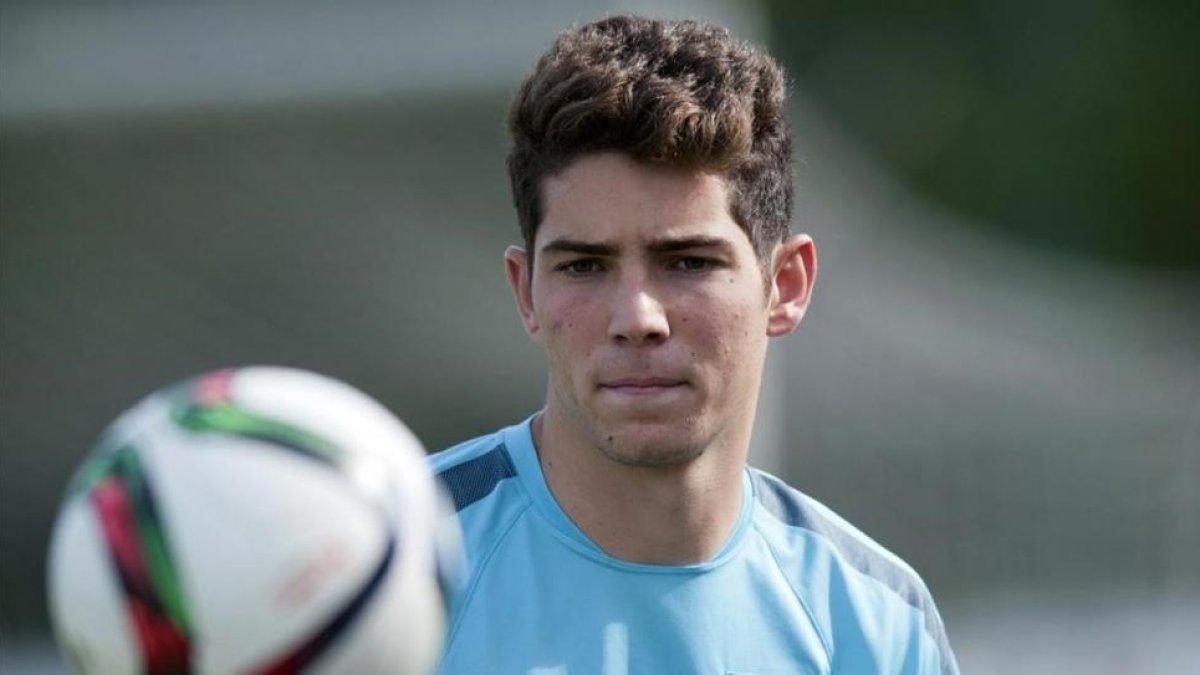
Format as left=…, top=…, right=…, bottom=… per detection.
left=598, top=378, right=689, bottom=395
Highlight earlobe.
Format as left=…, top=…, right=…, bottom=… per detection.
left=767, top=235, right=817, bottom=338
left=505, top=246, right=540, bottom=337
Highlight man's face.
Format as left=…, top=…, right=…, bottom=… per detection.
left=506, top=152, right=813, bottom=467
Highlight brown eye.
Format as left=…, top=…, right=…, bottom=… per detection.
left=560, top=259, right=603, bottom=276
left=672, top=256, right=712, bottom=272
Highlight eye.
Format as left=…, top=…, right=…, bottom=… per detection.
left=557, top=259, right=603, bottom=276
left=671, top=256, right=713, bottom=272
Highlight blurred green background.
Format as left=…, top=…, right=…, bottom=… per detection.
left=768, top=0, right=1199, bottom=270
left=2, top=1, right=1197, bottom=673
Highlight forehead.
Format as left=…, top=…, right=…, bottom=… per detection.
left=538, top=153, right=747, bottom=248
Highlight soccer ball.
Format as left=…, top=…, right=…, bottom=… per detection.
left=47, top=367, right=458, bottom=675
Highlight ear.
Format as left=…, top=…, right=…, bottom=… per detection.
left=766, top=234, right=817, bottom=338
left=505, top=246, right=540, bottom=338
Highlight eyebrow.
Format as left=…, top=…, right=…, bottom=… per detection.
left=539, top=238, right=619, bottom=257
left=646, top=236, right=734, bottom=255
left=539, top=235, right=734, bottom=257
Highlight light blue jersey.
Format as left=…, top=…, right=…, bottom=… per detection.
left=429, top=418, right=958, bottom=675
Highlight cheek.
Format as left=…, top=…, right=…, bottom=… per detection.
left=535, top=292, right=601, bottom=355
left=680, top=290, right=757, bottom=341
left=679, top=294, right=768, bottom=373
left=541, top=299, right=584, bottom=337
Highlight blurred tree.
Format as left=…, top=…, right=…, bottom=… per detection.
left=765, top=0, right=1198, bottom=269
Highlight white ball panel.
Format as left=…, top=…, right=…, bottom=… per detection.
left=48, top=499, right=139, bottom=675
left=308, top=543, right=447, bottom=675
left=135, top=427, right=385, bottom=674
left=231, top=367, right=427, bottom=489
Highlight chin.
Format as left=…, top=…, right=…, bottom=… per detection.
left=594, top=425, right=707, bottom=468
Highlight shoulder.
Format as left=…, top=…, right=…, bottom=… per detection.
left=427, top=426, right=531, bottom=602
left=749, top=468, right=958, bottom=675
left=428, top=428, right=530, bottom=569
left=750, top=468, right=923, bottom=590
left=428, top=429, right=520, bottom=513
left=427, top=426, right=538, bottom=653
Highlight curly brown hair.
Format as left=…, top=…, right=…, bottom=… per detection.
left=507, top=15, right=793, bottom=260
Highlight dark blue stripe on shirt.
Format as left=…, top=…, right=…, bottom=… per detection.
left=752, top=470, right=957, bottom=675
left=437, top=444, right=517, bottom=512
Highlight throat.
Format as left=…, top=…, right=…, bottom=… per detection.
left=532, top=413, right=746, bottom=565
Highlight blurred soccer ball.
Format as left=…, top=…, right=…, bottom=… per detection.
left=47, top=366, right=458, bottom=675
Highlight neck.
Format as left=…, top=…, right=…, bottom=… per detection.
left=531, top=410, right=749, bottom=565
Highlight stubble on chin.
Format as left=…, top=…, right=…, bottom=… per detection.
left=593, top=425, right=708, bottom=468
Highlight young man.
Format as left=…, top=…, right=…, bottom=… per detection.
left=430, top=15, right=958, bottom=674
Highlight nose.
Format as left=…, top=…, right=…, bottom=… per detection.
left=607, top=276, right=670, bottom=344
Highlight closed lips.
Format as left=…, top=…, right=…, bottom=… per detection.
left=599, top=378, right=686, bottom=388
